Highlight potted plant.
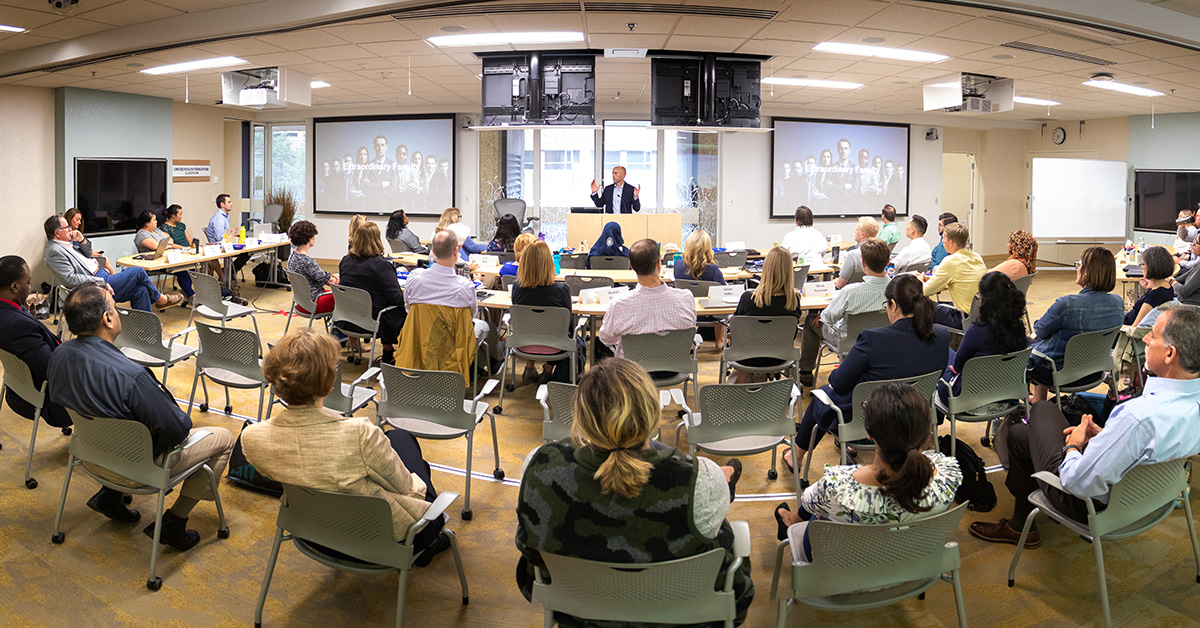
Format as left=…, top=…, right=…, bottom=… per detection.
left=263, top=187, right=297, bottom=261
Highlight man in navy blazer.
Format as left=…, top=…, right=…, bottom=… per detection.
left=0, top=256, right=71, bottom=428
left=590, top=166, right=641, bottom=214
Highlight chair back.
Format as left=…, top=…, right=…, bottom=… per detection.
left=284, top=269, right=320, bottom=313
left=0, top=348, right=42, bottom=403
left=791, top=503, right=967, bottom=598
left=277, top=484, right=410, bottom=568
left=194, top=322, right=263, bottom=382
left=494, top=198, right=527, bottom=223
left=65, top=409, right=166, bottom=488
left=714, top=250, right=747, bottom=268
left=793, top=265, right=810, bottom=292
left=674, top=279, right=720, bottom=298
left=493, top=251, right=517, bottom=264
left=623, top=328, right=698, bottom=376
left=1012, top=272, right=1036, bottom=295
left=564, top=275, right=615, bottom=296
left=1055, top=327, right=1120, bottom=386
left=694, top=379, right=795, bottom=444
left=114, top=306, right=170, bottom=362
left=322, top=364, right=368, bottom=416
left=894, top=259, right=930, bottom=274
left=509, top=306, right=577, bottom=354
left=189, top=271, right=229, bottom=316
left=388, top=238, right=413, bottom=254
left=948, top=348, right=1032, bottom=414
left=1093, top=459, right=1191, bottom=537
left=262, top=204, right=284, bottom=225
left=840, top=371, right=940, bottom=442
left=377, top=364, right=475, bottom=431
left=533, top=549, right=735, bottom=625
left=559, top=253, right=588, bottom=269
left=542, top=382, right=577, bottom=442
left=723, top=316, right=800, bottom=364
left=329, top=284, right=379, bottom=333
left=501, top=274, right=518, bottom=291
left=887, top=239, right=899, bottom=253
left=589, top=256, right=631, bottom=270
left=837, top=310, right=891, bottom=354
left=962, top=293, right=982, bottom=329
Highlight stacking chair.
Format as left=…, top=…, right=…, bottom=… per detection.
left=282, top=270, right=333, bottom=333
left=0, top=348, right=70, bottom=489
left=532, top=521, right=751, bottom=628
left=771, top=503, right=969, bottom=628
left=719, top=316, right=801, bottom=383
left=1008, top=459, right=1200, bottom=628
left=266, top=366, right=380, bottom=419
left=559, top=253, right=587, bottom=269
left=114, top=306, right=198, bottom=386
left=793, top=265, right=809, bottom=292
left=54, top=284, right=72, bottom=340
left=52, top=409, right=229, bottom=591
left=387, top=237, right=413, bottom=254
left=894, top=258, right=931, bottom=274
left=623, top=328, right=702, bottom=409
left=714, top=250, right=747, bottom=268
left=536, top=382, right=577, bottom=442
left=588, top=256, right=631, bottom=270
left=679, top=380, right=803, bottom=498
left=674, top=279, right=726, bottom=344
left=494, top=305, right=581, bottom=414
left=935, top=348, right=1032, bottom=454
left=1013, top=272, right=1037, bottom=331
left=254, top=485, right=467, bottom=628
left=812, top=309, right=890, bottom=375
left=376, top=365, right=501, bottom=520
left=563, top=275, right=614, bottom=296
left=804, top=371, right=940, bottom=488
left=1031, top=326, right=1121, bottom=410
left=492, top=251, right=517, bottom=265
left=330, top=284, right=398, bottom=366
left=934, top=293, right=980, bottom=341
left=887, top=239, right=900, bottom=253
left=186, top=322, right=269, bottom=421
left=495, top=197, right=537, bottom=233
left=500, top=274, right=518, bottom=291
left=185, top=271, right=260, bottom=345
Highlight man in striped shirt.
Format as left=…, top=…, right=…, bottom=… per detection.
left=599, top=239, right=696, bottom=358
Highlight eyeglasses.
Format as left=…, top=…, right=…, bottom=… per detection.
left=1073, top=260, right=1082, bottom=269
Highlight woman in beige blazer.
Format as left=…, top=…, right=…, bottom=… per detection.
left=242, top=327, right=449, bottom=559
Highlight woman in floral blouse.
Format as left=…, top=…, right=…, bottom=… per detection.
left=775, top=382, right=961, bottom=560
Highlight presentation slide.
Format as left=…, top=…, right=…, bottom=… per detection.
left=772, top=118, right=909, bottom=218
left=314, top=114, right=454, bottom=216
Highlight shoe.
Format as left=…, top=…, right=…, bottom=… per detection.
left=178, top=296, right=190, bottom=309
left=521, top=366, right=538, bottom=386
left=782, top=449, right=796, bottom=474
left=537, top=366, right=555, bottom=385
left=87, top=488, right=140, bottom=523
left=143, top=511, right=201, bottom=551
left=382, top=349, right=395, bottom=366
left=798, top=371, right=815, bottom=387
left=413, top=531, right=452, bottom=567
left=968, top=519, right=1039, bottom=548
left=726, top=458, right=742, bottom=501
left=230, top=296, right=249, bottom=306
left=155, top=294, right=183, bottom=311
left=774, top=502, right=791, bottom=541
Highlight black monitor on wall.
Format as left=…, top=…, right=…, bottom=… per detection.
left=1134, top=169, right=1200, bottom=233
left=74, top=158, right=168, bottom=236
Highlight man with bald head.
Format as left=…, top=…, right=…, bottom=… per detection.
left=403, top=230, right=489, bottom=339
left=589, top=166, right=641, bottom=214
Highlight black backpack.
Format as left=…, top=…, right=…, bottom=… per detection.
left=938, top=435, right=996, bottom=512
left=225, top=422, right=282, bottom=496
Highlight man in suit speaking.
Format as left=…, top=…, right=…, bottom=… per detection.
left=589, top=166, right=641, bottom=213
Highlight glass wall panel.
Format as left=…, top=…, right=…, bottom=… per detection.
left=602, top=121, right=657, bottom=211
left=540, top=128, right=595, bottom=248
left=663, top=130, right=719, bottom=242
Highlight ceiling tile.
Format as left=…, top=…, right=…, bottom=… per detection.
left=27, top=17, right=112, bottom=40
left=486, top=13, right=583, bottom=32
left=0, top=33, right=58, bottom=50
left=757, top=21, right=847, bottom=43
left=79, top=0, right=185, bottom=27
left=322, top=21, right=421, bottom=44
left=357, top=39, right=436, bottom=58
left=673, top=15, right=768, bottom=39
left=855, top=3, right=975, bottom=35
left=774, top=0, right=890, bottom=27
left=257, top=28, right=350, bottom=51
left=194, top=38, right=286, bottom=58
left=933, top=18, right=1045, bottom=46
left=393, top=16, right=497, bottom=39
left=664, top=35, right=744, bottom=51
left=298, top=45, right=376, bottom=63
left=0, top=5, right=63, bottom=30
left=586, top=13, right=678, bottom=35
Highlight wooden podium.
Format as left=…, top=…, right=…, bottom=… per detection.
left=566, top=213, right=684, bottom=249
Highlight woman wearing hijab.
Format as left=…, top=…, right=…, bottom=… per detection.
left=587, top=221, right=629, bottom=269
left=990, top=230, right=1038, bottom=281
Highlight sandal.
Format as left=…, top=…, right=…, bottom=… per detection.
left=155, top=294, right=183, bottom=311
left=774, top=502, right=791, bottom=541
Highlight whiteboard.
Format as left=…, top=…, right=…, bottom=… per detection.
left=1031, top=158, right=1127, bottom=240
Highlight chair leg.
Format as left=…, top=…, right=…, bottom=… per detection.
left=445, top=529, right=469, bottom=605
left=251, top=317, right=262, bottom=356
left=1007, top=507, right=1041, bottom=586
left=51, top=458, right=76, bottom=543
left=256, top=387, right=266, bottom=423
left=495, top=351, right=509, bottom=413
left=255, top=529, right=286, bottom=627
left=186, top=369, right=202, bottom=418
left=951, top=568, right=968, bottom=628
left=147, top=489, right=167, bottom=591
left=184, top=310, right=196, bottom=344
left=462, top=433, right=474, bottom=520
left=395, top=565, right=410, bottom=628
left=1093, top=535, right=1112, bottom=628
left=790, top=440, right=801, bottom=500
left=204, top=465, right=229, bottom=536
left=284, top=304, right=294, bottom=334
left=1182, top=488, right=1200, bottom=583
left=949, top=414, right=958, bottom=458
left=776, top=596, right=793, bottom=628
left=24, top=399, right=42, bottom=489
left=488, top=414, right=503, bottom=480
left=770, top=538, right=790, bottom=601
left=801, top=429, right=819, bottom=488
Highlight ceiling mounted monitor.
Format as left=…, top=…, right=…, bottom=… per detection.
left=650, top=53, right=763, bottom=128
left=477, top=51, right=596, bottom=127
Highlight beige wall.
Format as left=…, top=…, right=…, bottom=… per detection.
left=171, top=102, right=228, bottom=227
left=0, top=86, right=57, bottom=286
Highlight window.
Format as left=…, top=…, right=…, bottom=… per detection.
left=603, top=121, right=657, bottom=210
left=252, top=124, right=265, bottom=200
left=270, top=124, right=307, bottom=206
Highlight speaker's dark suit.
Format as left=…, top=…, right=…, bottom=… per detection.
left=590, top=182, right=641, bottom=214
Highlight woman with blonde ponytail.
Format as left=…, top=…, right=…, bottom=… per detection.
left=515, top=358, right=755, bottom=626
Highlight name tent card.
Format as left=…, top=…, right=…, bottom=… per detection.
left=202, top=244, right=222, bottom=257
left=804, top=281, right=836, bottom=299
left=164, top=249, right=183, bottom=264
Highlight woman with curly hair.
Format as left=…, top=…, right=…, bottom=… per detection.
left=990, top=229, right=1038, bottom=280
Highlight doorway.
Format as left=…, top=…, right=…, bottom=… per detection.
left=942, top=152, right=977, bottom=248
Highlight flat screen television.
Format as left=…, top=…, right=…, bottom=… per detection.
left=771, top=118, right=910, bottom=219
left=74, top=158, right=168, bottom=236
left=650, top=56, right=761, bottom=128
left=313, top=114, right=455, bottom=216
left=1134, top=169, right=1200, bottom=233
left=479, top=52, right=596, bottom=126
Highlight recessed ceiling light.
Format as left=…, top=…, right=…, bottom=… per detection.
left=125, top=62, right=144, bottom=68
left=790, top=74, right=808, bottom=79
left=140, top=56, right=247, bottom=75
left=813, top=42, right=948, bottom=63
left=1131, top=81, right=1149, bottom=85
left=894, top=80, right=910, bottom=85
left=1013, top=95, right=1061, bottom=106
left=993, top=54, right=1015, bottom=60
left=0, top=24, right=26, bottom=33
left=1083, top=79, right=1162, bottom=97
left=762, top=77, right=863, bottom=89
left=440, top=25, right=466, bottom=32
left=428, top=31, right=584, bottom=47
left=861, top=37, right=885, bottom=44
left=310, top=80, right=331, bottom=89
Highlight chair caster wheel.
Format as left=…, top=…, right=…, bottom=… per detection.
left=918, top=592, right=926, bottom=601
left=1007, top=579, right=1015, bottom=588
left=51, top=532, right=65, bottom=544
left=677, top=410, right=686, bottom=419
left=147, top=577, right=162, bottom=592
left=461, top=509, right=473, bottom=521
left=217, top=527, right=230, bottom=539
left=980, top=436, right=991, bottom=447
left=504, top=384, right=514, bottom=393
left=767, top=470, right=778, bottom=481
left=25, top=477, right=37, bottom=489
left=355, top=358, right=362, bottom=365
left=61, top=427, right=72, bottom=436
left=199, top=403, right=209, bottom=413
left=462, top=596, right=469, bottom=606
left=123, top=494, right=133, bottom=504
left=493, top=469, right=505, bottom=480
left=799, top=479, right=810, bottom=491
left=347, top=356, right=355, bottom=364
left=224, top=405, right=233, bottom=415
left=493, top=405, right=502, bottom=414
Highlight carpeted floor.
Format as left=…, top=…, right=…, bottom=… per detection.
left=1, top=260, right=1197, bottom=628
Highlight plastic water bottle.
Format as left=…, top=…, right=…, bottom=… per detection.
left=886, top=262, right=896, bottom=278
left=553, top=253, right=561, bottom=274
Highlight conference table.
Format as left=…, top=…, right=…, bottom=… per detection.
left=117, top=239, right=290, bottom=290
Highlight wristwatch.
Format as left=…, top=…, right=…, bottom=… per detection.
left=1063, top=443, right=1082, bottom=456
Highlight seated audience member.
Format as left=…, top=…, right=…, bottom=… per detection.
left=1125, top=246, right=1175, bottom=327
left=891, top=214, right=932, bottom=272
left=776, top=383, right=961, bottom=559
left=938, top=272, right=1028, bottom=403
left=1174, top=239, right=1200, bottom=308
left=205, top=193, right=249, bottom=300
left=499, top=233, right=536, bottom=278
left=431, top=206, right=461, bottom=240
left=923, top=222, right=986, bottom=329
left=512, top=240, right=577, bottom=385
left=1174, top=212, right=1200, bottom=271
left=779, top=206, right=826, bottom=263
left=877, top=204, right=902, bottom=246
left=43, top=215, right=181, bottom=312
left=598, top=239, right=697, bottom=358
left=799, top=238, right=891, bottom=383
left=241, top=328, right=450, bottom=560
left=347, top=214, right=369, bottom=244
left=0, top=255, right=71, bottom=428
left=733, top=246, right=802, bottom=383
left=385, top=209, right=428, bottom=254
left=46, top=284, right=234, bottom=550
left=971, top=305, right=1200, bottom=547
left=785, top=275, right=949, bottom=471
left=159, top=204, right=194, bottom=249
left=587, top=221, right=630, bottom=268
left=488, top=214, right=522, bottom=253
left=446, top=221, right=487, bottom=261
left=63, top=207, right=113, bottom=274
left=674, top=229, right=727, bottom=284
left=515, top=358, right=753, bottom=626
left=990, top=230, right=1038, bottom=281
left=403, top=229, right=489, bottom=340
left=134, top=210, right=194, bottom=304
left=1028, top=246, right=1124, bottom=404
left=339, top=221, right=407, bottom=365
left=929, top=213, right=958, bottom=269
left=287, top=220, right=339, bottom=316
left=834, top=217, right=880, bottom=288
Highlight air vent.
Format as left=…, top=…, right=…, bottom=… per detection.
left=1026, top=117, right=1057, bottom=122
left=984, top=13, right=1136, bottom=46
left=391, top=0, right=776, bottom=20
left=1001, top=41, right=1115, bottom=65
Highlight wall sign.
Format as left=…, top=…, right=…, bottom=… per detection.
left=172, top=159, right=211, bottom=182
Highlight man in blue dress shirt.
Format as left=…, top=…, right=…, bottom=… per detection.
left=205, top=193, right=249, bottom=303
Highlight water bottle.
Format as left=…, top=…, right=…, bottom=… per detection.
left=239, top=226, right=246, bottom=244
left=886, top=262, right=896, bottom=278
left=553, top=252, right=561, bottom=274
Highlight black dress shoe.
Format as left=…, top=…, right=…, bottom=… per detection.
left=143, top=511, right=200, bottom=551
left=414, top=531, right=452, bottom=567
left=726, top=458, right=743, bottom=501
left=87, top=488, right=140, bottom=523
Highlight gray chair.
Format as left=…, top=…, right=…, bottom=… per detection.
left=1031, top=326, right=1121, bottom=410
left=895, top=258, right=932, bottom=274
left=254, top=485, right=468, bottom=628
left=719, top=316, right=801, bottom=383
left=185, top=270, right=260, bottom=345
left=0, top=348, right=71, bottom=489
left=674, top=279, right=725, bottom=344
left=492, top=251, right=516, bottom=265
left=536, top=382, right=577, bottom=442
left=559, top=253, right=588, bottom=270
left=532, top=521, right=751, bottom=628
left=51, top=409, right=229, bottom=591
left=500, top=274, right=518, bottom=291
left=714, top=250, right=747, bottom=268
left=935, top=348, right=1032, bottom=455
left=495, top=197, right=537, bottom=234
left=588, top=256, right=631, bottom=270
left=563, top=274, right=614, bottom=296
left=886, top=239, right=899, bottom=253
left=623, top=328, right=702, bottom=408
left=114, top=306, right=198, bottom=386
left=266, top=366, right=380, bottom=419
left=1008, top=459, right=1200, bottom=628
left=186, top=322, right=269, bottom=421
left=935, top=293, right=981, bottom=340
left=282, top=269, right=332, bottom=333
left=812, top=309, right=891, bottom=376
left=376, top=365, right=501, bottom=520
left=1013, top=272, right=1037, bottom=331
left=387, top=238, right=416, bottom=254
left=330, top=284, right=398, bottom=367
left=793, top=265, right=810, bottom=292
left=680, top=380, right=802, bottom=498
left=771, top=503, right=969, bottom=628
left=494, top=305, right=580, bottom=415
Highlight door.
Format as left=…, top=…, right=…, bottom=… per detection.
left=942, top=152, right=976, bottom=248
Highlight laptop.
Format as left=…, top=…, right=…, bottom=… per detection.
left=133, top=238, right=170, bottom=261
